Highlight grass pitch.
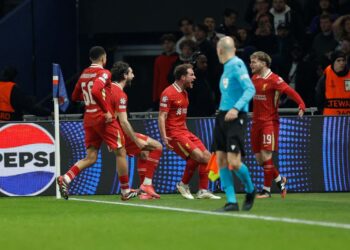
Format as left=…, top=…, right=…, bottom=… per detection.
left=0, top=193, right=349, bottom=250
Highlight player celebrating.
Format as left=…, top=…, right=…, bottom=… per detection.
left=56, top=46, right=138, bottom=201
left=250, top=51, right=306, bottom=199
left=158, top=63, right=220, bottom=200
left=110, top=61, right=163, bottom=200
left=215, top=36, right=256, bottom=212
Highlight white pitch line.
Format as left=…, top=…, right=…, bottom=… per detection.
left=70, top=197, right=350, bottom=230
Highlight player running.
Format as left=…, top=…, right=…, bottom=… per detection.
left=56, top=46, right=138, bottom=201
left=110, top=61, right=163, bottom=200
left=250, top=51, right=306, bottom=199
left=158, top=63, right=220, bottom=200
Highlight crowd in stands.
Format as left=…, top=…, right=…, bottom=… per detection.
left=152, top=0, right=350, bottom=116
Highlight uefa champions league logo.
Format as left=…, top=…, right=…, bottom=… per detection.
left=0, top=123, right=55, bottom=196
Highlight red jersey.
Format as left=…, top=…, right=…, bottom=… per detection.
left=110, top=82, right=128, bottom=114
left=252, top=70, right=289, bottom=122
left=159, top=83, right=189, bottom=136
left=72, top=64, right=112, bottom=122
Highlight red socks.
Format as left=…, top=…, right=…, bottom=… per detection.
left=263, top=159, right=274, bottom=188
left=182, top=158, right=198, bottom=184
left=198, top=164, right=209, bottom=190
left=137, top=148, right=162, bottom=183
left=119, top=175, right=130, bottom=192
left=64, top=165, right=81, bottom=183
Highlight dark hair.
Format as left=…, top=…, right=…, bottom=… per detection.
left=174, top=64, right=193, bottom=80
left=89, top=46, right=106, bottom=61
left=320, top=14, right=332, bottom=22
left=111, top=61, right=130, bottom=82
left=331, top=50, right=346, bottom=64
left=195, top=24, right=209, bottom=34
left=178, top=17, right=194, bottom=27
left=179, top=39, right=197, bottom=51
left=160, top=33, right=177, bottom=43
left=223, top=8, right=238, bottom=17
left=0, top=66, right=17, bottom=82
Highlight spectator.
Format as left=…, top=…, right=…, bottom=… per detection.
left=308, top=0, right=339, bottom=35
left=194, top=24, right=221, bottom=95
left=0, top=66, right=51, bottom=121
left=337, top=37, right=350, bottom=66
left=269, top=0, right=304, bottom=40
left=315, top=51, right=350, bottom=115
left=187, top=54, right=216, bottom=117
left=217, top=8, right=238, bottom=36
left=332, top=15, right=350, bottom=41
left=152, top=34, right=178, bottom=109
left=175, top=17, right=196, bottom=54
left=245, top=0, right=272, bottom=28
left=168, top=39, right=197, bottom=83
left=251, top=13, right=278, bottom=55
left=280, top=44, right=319, bottom=108
left=203, top=16, right=225, bottom=48
left=310, top=14, right=338, bottom=64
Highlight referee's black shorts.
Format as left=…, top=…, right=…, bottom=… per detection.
left=213, top=111, right=247, bottom=156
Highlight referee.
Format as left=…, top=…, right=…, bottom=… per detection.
left=214, top=36, right=256, bottom=212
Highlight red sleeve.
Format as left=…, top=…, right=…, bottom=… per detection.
left=72, top=79, right=83, bottom=102
left=283, top=86, right=306, bottom=110
left=159, top=90, right=171, bottom=112
left=91, top=71, right=110, bottom=113
left=116, top=92, right=128, bottom=113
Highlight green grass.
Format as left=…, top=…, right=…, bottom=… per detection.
left=0, top=193, right=349, bottom=250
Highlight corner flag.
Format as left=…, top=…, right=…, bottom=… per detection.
left=52, top=63, right=69, bottom=112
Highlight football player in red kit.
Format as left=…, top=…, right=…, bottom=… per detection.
left=56, top=46, right=138, bottom=201
left=158, top=63, right=220, bottom=200
left=110, top=61, right=163, bottom=200
left=250, top=51, right=306, bottom=199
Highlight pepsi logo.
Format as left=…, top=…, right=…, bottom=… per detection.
left=0, top=123, right=55, bottom=196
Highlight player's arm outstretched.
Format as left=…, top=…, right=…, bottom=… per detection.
left=158, top=111, right=173, bottom=150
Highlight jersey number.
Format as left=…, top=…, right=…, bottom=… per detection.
left=263, top=134, right=272, bottom=145
left=81, top=81, right=96, bottom=106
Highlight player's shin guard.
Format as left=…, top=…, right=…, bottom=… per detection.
left=219, top=167, right=236, bottom=203
left=198, top=163, right=209, bottom=190
left=233, top=163, right=254, bottom=193
left=263, top=159, right=274, bottom=189
left=63, top=165, right=81, bottom=184
left=182, top=158, right=198, bottom=184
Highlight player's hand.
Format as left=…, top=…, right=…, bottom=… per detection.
left=298, top=108, right=304, bottom=118
left=162, top=136, right=174, bottom=150
left=139, top=150, right=149, bottom=160
left=104, top=112, right=113, bottom=123
left=225, top=108, right=238, bottom=121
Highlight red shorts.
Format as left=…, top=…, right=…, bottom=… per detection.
left=125, top=133, right=149, bottom=156
left=251, top=121, right=279, bottom=153
left=84, top=119, right=124, bottom=151
left=169, top=131, right=207, bottom=160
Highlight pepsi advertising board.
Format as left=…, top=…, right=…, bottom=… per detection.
left=0, top=123, right=56, bottom=196
left=0, top=116, right=349, bottom=197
